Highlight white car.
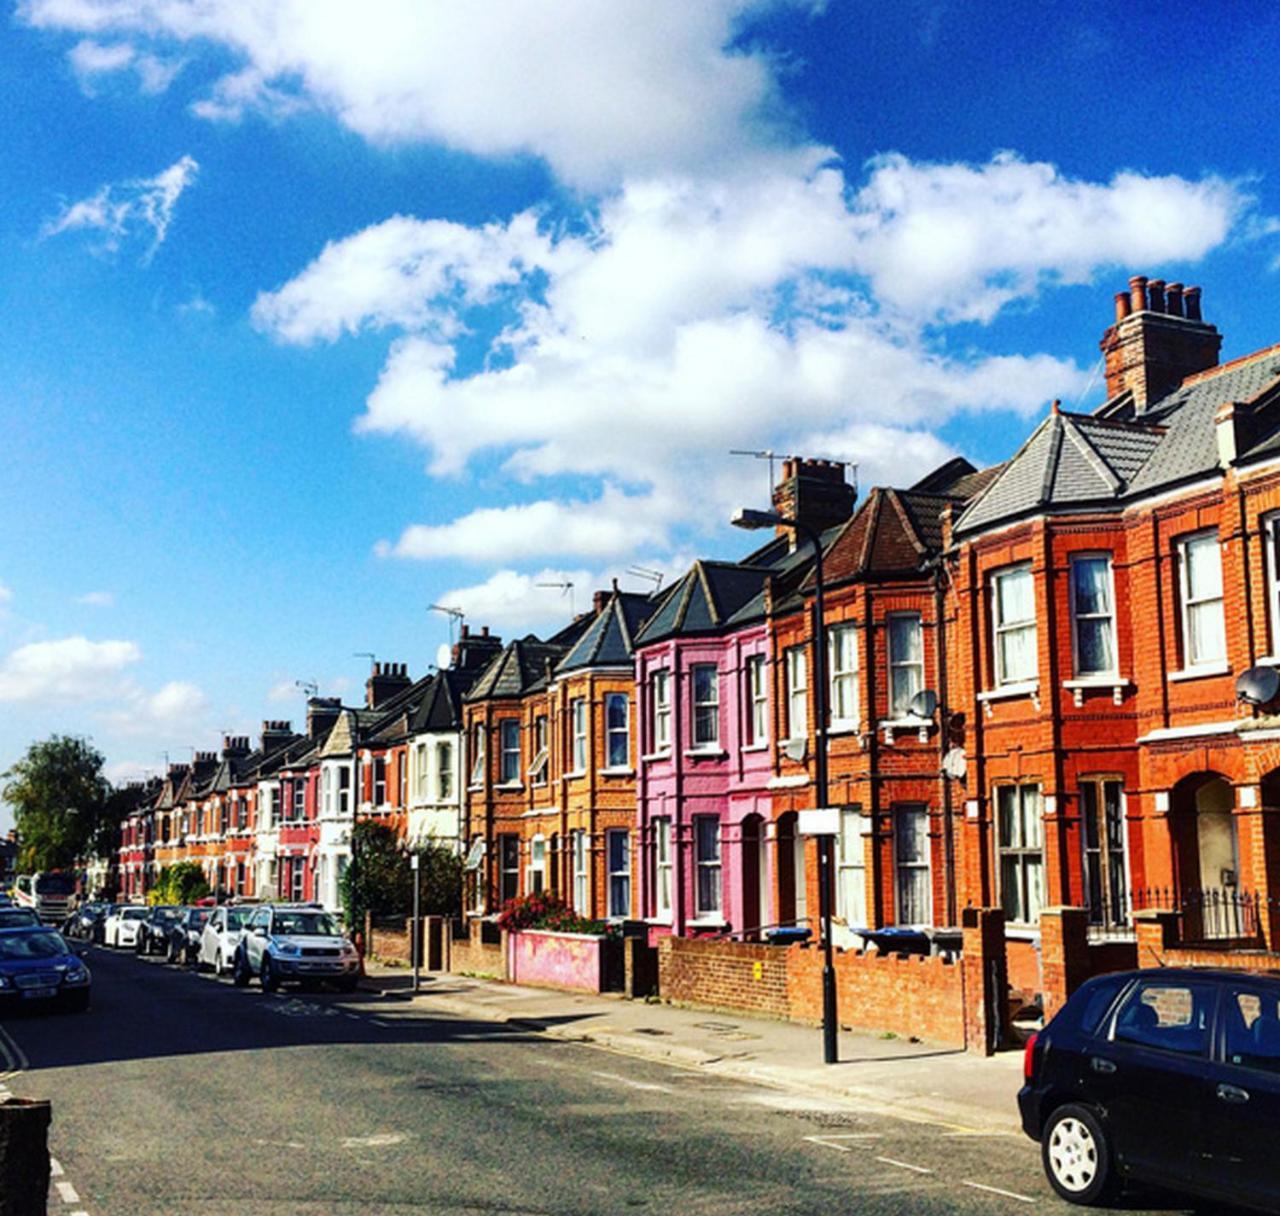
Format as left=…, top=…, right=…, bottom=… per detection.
left=232, top=904, right=360, bottom=993
left=103, top=905, right=147, bottom=948
left=198, top=906, right=253, bottom=975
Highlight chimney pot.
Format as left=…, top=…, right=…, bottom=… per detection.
left=1165, top=282, right=1184, bottom=317
left=1114, top=291, right=1131, bottom=322
left=461, top=624, right=470, bottom=638
left=1147, top=278, right=1166, bottom=313
left=1185, top=286, right=1203, bottom=322
left=1129, top=275, right=1148, bottom=314
left=481, top=626, right=489, bottom=637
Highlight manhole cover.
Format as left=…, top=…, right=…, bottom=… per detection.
left=693, top=1020, right=739, bottom=1032
left=795, top=1111, right=864, bottom=1128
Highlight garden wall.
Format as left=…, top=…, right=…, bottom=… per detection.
left=506, top=929, right=623, bottom=993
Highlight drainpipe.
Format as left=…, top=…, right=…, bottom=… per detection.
left=934, top=561, right=958, bottom=928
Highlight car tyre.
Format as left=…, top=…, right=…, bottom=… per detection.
left=260, top=956, right=279, bottom=994
left=134, top=933, right=144, bottom=955
left=1042, top=1104, right=1118, bottom=1206
left=232, top=950, right=251, bottom=988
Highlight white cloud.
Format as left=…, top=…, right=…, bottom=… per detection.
left=177, top=291, right=216, bottom=316
left=42, top=154, right=199, bottom=261
left=0, top=636, right=141, bottom=703
left=101, top=680, right=208, bottom=737
left=18, top=0, right=808, bottom=188
left=68, top=37, right=183, bottom=94
left=76, top=590, right=114, bottom=607
left=0, top=583, right=11, bottom=605
left=267, top=678, right=299, bottom=703
left=105, top=759, right=156, bottom=785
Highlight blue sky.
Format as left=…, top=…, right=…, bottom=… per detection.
left=2, top=1, right=1278, bottom=825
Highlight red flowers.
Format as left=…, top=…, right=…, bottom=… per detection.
left=496, top=892, right=613, bottom=935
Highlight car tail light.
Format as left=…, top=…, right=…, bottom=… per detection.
left=1023, top=1031, right=1039, bottom=1082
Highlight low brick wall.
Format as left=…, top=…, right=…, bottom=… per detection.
left=367, top=916, right=416, bottom=966
left=446, top=918, right=507, bottom=980
left=658, top=937, right=968, bottom=1047
left=506, top=930, right=623, bottom=993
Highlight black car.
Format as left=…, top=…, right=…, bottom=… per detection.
left=167, top=907, right=210, bottom=965
left=1020, top=966, right=1280, bottom=1211
left=136, top=906, right=181, bottom=955
left=67, top=902, right=108, bottom=941
left=0, top=926, right=91, bottom=1012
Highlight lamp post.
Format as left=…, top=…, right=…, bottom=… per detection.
left=732, top=507, right=838, bottom=1064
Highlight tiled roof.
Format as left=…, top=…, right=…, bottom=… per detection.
left=464, top=635, right=572, bottom=702
left=634, top=560, right=775, bottom=644
left=556, top=590, right=656, bottom=673
left=956, top=351, right=1280, bottom=536
left=408, top=668, right=478, bottom=733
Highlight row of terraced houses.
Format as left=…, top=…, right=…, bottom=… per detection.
left=107, top=277, right=1280, bottom=1033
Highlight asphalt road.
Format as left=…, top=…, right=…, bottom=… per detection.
left=0, top=945, right=1246, bottom=1216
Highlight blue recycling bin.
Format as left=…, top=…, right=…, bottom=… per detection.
left=763, top=926, right=812, bottom=946
left=859, top=926, right=930, bottom=956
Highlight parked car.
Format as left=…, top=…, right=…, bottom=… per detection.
left=0, top=926, right=91, bottom=1012
left=136, top=906, right=182, bottom=956
left=198, top=905, right=252, bottom=975
left=0, top=908, right=41, bottom=930
left=66, top=902, right=108, bottom=941
left=0, top=894, right=14, bottom=907
left=232, top=904, right=360, bottom=993
left=102, top=905, right=147, bottom=949
left=167, top=907, right=210, bottom=965
left=1019, top=966, right=1280, bottom=1211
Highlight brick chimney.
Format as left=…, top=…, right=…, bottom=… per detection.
left=1100, top=275, right=1221, bottom=412
left=452, top=624, right=504, bottom=672
left=770, top=458, right=857, bottom=545
left=307, top=696, right=342, bottom=739
left=260, top=720, right=294, bottom=752
left=221, top=735, right=251, bottom=760
left=366, top=660, right=412, bottom=709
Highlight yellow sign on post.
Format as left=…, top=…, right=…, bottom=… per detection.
left=752, top=960, right=763, bottom=981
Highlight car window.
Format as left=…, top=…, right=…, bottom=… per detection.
left=1113, top=980, right=1215, bottom=1057
left=1223, top=986, right=1280, bottom=1075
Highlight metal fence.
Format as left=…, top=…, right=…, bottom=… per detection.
left=1086, top=886, right=1269, bottom=946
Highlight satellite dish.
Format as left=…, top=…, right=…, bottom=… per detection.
left=1237, top=665, right=1280, bottom=707
left=942, top=747, right=968, bottom=782
left=909, top=689, right=938, bottom=720
left=784, top=738, right=808, bottom=763
left=435, top=643, right=453, bottom=670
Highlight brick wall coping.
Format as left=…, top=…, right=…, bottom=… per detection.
left=512, top=928, right=611, bottom=943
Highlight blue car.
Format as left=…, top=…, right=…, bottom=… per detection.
left=0, top=926, right=91, bottom=1013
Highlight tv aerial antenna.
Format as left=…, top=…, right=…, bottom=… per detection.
left=429, top=603, right=466, bottom=644
left=626, top=565, right=665, bottom=591
left=730, top=450, right=859, bottom=503
left=295, top=679, right=319, bottom=699
left=537, top=580, right=576, bottom=615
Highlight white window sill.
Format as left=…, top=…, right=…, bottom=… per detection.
left=645, top=916, right=673, bottom=926
left=877, top=717, right=932, bottom=730
left=828, top=721, right=861, bottom=736
left=466, top=783, right=485, bottom=793
left=598, top=767, right=635, bottom=778
left=684, top=747, right=727, bottom=759
left=641, top=750, right=672, bottom=762
left=1170, top=663, right=1230, bottom=682
left=977, top=681, right=1039, bottom=702
left=687, top=917, right=726, bottom=929
left=740, top=742, right=770, bottom=753
left=767, top=773, right=810, bottom=790
left=562, top=769, right=587, bottom=780
left=1258, top=656, right=1280, bottom=667
left=1063, top=676, right=1131, bottom=706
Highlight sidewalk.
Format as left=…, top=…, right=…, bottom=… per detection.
left=360, top=963, right=1025, bottom=1134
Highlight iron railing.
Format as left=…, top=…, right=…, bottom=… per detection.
left=1086, top=886, right=1272, bottom=946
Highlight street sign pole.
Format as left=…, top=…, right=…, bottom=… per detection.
left=411, top=852, right=421, bottom=994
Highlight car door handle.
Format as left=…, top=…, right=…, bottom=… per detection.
left=1217, top=1083, right=1250, bottom=1104
left=1089, top=1057, right=1117, bottom=1075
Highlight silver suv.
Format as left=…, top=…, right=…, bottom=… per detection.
left=231, top=904, right=360, bottom=994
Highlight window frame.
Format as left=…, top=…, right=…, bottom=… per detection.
left=1069, top=554, right=1119, bottom=678
left=836, top=807, right=866, bottom=930
left=436, top=740, right=454, bottom=802
left=607, top=829, right=631, bottom=920
left=529, top=715, right=549, bottom=787
left=469, top=723, right=486, bottom=788
left=528, top=835, right=546, bottom=895
left=828, top=623, right=860, bottom=730
left=691, top=663, right=720, bottom=748
left=784, top=645, right=808, bottom=743
left=887, top=612, right=925, bottom=719
left=745, top=653, right=769, bottom=747
left=1265, top=512, right=1280, bottom=658
left=650, top=669, right=671, bottom=753
left=498, top=719, right=521, bottom=786
left=570, top=698, right=588, bottom=774
left=604, top=693, right=630, bottom=770
left=1177, top=530, right=1227, bottom=669
left=893, top=803, right=931, bottom=927
left=995, top=783, right=1044, bottom=927
left=571, top=829, right=590, bottom=912
left=653, top=817, right=673, bottom=922
left=499, top=834, right=520, bottom=906
left=992, top=564, right=1037, bottom=687
left=414, top=742, right=429, bottom=800
left=373, top=756, right=387, bottom=806
left=693, top=816, right=722, bottom=918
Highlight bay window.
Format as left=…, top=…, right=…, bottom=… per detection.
left=993, top=565, right=1036, bottom=685
left=1178, top=531, right=1226, bottom=668
left=888, top=613, right=924, bottom=718
left=571, top=698, right=588, bottom=772
left=785, top=646, right=808, bottom=741
left=605, top=694, right=630, bottom=768
left=499, top=719, right=520, bottom=785
left=1071, top=555, right=1117, bottom=676
left=691, top=664, right=719, bottom=748
left=694, top=816, right=722, bottom=917
left=746, top=654, right=768, bottom=746
left=651, top=669, right=671, bottom=752
left=653, top=818, right=672, bottom=921
left=572, top=829, right=589, bottom=911
left=469, top=723, right=486, bottom=787
left=829, top=624, right=859, bottom=729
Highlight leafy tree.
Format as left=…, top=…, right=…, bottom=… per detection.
left=339, top=824, right=464, bottom=931
left=2, top=735, right=111, bottom=872
left=150, top=861, right=211, bottom=906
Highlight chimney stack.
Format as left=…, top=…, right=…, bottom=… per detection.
left=261, top=720, right=294, bottom=751
left=770, top=457, right=857, bottom=547
left=307, top=696, right=342, bottom=739
left=1100, top=274, right=1221, bottom=412
left=221, top=735, right=251, bottom=759
left=592, top=589, right=611, bottom=617
left=366, top=661, right=412, bottom=709
left=453, top=627, right=503, bottom=672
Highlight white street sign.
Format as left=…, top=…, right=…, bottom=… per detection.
left=798, top=807, right=839, bottom=836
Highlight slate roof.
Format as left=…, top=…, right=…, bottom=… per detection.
left=955, top=349, right=1280, bottom=537
left=556, top=590, right=657, bottom=673
left=408, top=668, right=479, bottom=734
left=465, top=635, right=574, bottom=702
left=635, top=560, right=782, bottom=644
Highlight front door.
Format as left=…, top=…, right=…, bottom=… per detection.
left=1090, top=977, right=1215, bottom=1187
left=1203, top=980, right=1280, bottom=1208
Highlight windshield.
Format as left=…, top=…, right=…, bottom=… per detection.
left=122, top=908, right=146, bottom=921
left=188, top=910, right=209, bottom=926
left=0, top=911, right=39, bottom=929
left=0, top=931, right=68, bottom=960
left=36, top=874, right=75, bottom=895
left=154, top=909, right=180, bottom=922
left=226, top=909, right=251, bottom=929
left=274, top=912, right=340, bottom=937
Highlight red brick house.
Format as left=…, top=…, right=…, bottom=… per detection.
left=947, top=276, right=1280, bottom=995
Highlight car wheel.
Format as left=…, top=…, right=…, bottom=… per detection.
left=1042, top=1104, right=1117, bottom=1205
left=134, top=934, right=144, bottom=955
left=232, top=950, right=250, bottom=988
left=260, top=956, right=279, bottom=994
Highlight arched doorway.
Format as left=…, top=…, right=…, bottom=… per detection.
left=740, top=814, right=766, bottom=939
left=776, top=812, right=807, bottom=930
left=1171, top=773, right=1239, bottom=940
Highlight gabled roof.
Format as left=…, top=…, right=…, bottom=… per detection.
left=556, top=590, right=657, bottom=673
left=464, top=635, right=573, bottom=702
left=634, top=560, right=775, bottom=645
left=956, top=350, right=1280, bottom=537
left=408, top=668, right=477, bottom=734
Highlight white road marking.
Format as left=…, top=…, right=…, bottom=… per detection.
left=961, top=1180, right=1036, bottom=1203
left=50, top=1156, right=64, bottom=1176
left=341, top=1132, right=407, bottom=1149
left=875, top=1156, right=933, bottom=1175
left=803, top=1133, right=882, bottom=1152
left=368, top=1018, right=391, bottom=1027
left=55, top=1179, right=81, bottom=1203
left=590, top=1071, right=673, bottom=1093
